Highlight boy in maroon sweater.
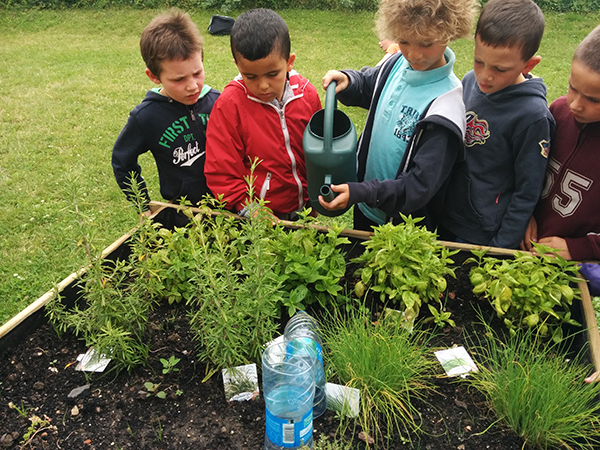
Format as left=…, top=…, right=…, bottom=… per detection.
left=521, top=25, right=600, bottom=383
left=521, top=25, right=600, bottom=262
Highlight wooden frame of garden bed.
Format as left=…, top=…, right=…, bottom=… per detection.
left=1, top=201, right=599, bottom=374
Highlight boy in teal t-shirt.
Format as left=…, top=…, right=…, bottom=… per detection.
left=319, top=0, right=479, bottom=232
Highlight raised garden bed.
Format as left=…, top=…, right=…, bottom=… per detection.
left=1, top=202, right=599, bottom=450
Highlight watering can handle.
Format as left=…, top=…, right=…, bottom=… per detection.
left=323, top=81, right=338, bottom=153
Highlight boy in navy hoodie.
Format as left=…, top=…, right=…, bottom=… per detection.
left=440, top=0, right=555, bottom=249
left=112, top=10, right=219, bottom=210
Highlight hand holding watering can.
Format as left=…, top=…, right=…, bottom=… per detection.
left=302, top=72, right=357, bottom=217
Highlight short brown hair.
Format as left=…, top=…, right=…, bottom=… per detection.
left=140, top=10, right=204, bottom=78
left=375, top=0, right=478, bottom=45
left=476, top=0, right=545, bottom=61
left=573, top=25, right=600, bottom=75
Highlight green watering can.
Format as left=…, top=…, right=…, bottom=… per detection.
left=303, top=81, right=358, bottom=217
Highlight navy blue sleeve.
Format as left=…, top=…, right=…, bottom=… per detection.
left=111, top=113, right=150, bottom=205
left=347, top=123, right=460, bottom=218
left=489, top=116, right=554, bottom=249
left=337, top=65, right=381, bottom=110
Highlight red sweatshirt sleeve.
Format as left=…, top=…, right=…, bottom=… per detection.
left=205, top=94, right=252, bottom=212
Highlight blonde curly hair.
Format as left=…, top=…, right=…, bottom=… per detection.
left=375, top=0, right=478, bottom=45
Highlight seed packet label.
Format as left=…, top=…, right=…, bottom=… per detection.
left=75, top=347, right=111, bottom=372
left=434, top=346, right=478, bottom=377
left=222, top=364, right=259, bottom=402
left=265, top=407, right=313, bottom=448
left=264, top=334, right=284, bottom=349
left=325, top=382, right=360, bottom=418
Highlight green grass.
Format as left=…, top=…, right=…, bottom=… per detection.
left=1, top=9, right=599, bottom=325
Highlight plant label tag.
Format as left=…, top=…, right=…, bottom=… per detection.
left=222, top=363, right=259, bottom=402
left=325, top=382, right=360, bottom=418
left=263, top=334, right=284, bottom=349
left=75, top=347, right=111, bottom=372
left=434, top=346, right=478, bottom=377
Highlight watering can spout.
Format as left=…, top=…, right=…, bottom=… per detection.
left=320, top=174, right=335, bottom=203
left=303, top=81, right=358, bottom=217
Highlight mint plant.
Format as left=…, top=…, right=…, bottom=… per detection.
left=351, top=215, right=458, bottom=324
left=269, top=212, right=352, bottom=315
left=160, top=356, right=180, bottom=375
left=466, top=244, right=582, bottom=342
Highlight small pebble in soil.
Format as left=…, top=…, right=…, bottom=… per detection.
left=33, top=381, right=45, bottom=390
left=167, top=333, right=180, bottom=342
left=68, top=384, right=91, bottom=398
left=1, top=434, right=15, bottom=449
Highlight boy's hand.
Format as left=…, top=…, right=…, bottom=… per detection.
left=139, top=209, right=152, bottom=225
left=585, top=370, right=600, bottom=383
left=322, top=71, right=349, bottom=93
left=537, top=236, right=572, bottom=260
left=520, top=216, right=538, bottom=251
left=318, top=184, right=350, bottom=210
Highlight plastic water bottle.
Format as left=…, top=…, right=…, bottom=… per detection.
left=284, top=312, right=327, bottom=419
left=263, top=340, right=315, bottom=449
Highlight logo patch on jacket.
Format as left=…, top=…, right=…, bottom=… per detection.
left=465, top=111, right=489, bottom=147
left=539, top=140, right=550, bottom=158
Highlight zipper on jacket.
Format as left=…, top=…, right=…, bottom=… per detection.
left=260, top=172, right=272, bottom=199
left=278, top=109, right=304, bottom=208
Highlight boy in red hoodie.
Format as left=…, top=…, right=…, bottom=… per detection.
left=205, top=9, right=321, bottom=220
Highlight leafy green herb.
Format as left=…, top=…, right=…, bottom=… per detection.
left=351, top=214, right=458, bottom=324
left=466, top=243, right=581, bottom=341
left=160, top=356, right=180, bottom=375
left=270, top=212, right=352, bottom=315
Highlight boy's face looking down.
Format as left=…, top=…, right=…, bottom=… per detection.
left=473, top=36, right=540, bottom=94
left=146, top=51, right=205, bottom=105
left=234, top=50, right=295, bottom=103
left=568, top=59, right=600, bottom=124
left=396, top=37, right=447, bottom=72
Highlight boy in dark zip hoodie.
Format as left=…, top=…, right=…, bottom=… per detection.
left=440, top=0, right=555, bottom=249
left=112, top=10, right=219, bottom=210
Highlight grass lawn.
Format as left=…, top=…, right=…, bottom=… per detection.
left=0, top=8, right=599, bottom=325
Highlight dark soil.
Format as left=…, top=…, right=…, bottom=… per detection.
left=0, top=263, right=581, bottom=450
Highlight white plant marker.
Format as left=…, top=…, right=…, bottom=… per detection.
left=434, top=346, right=478, bottom=378
left=222, top=363, right=259, bottom=402
left=75, top=347, right=111, bottom=372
